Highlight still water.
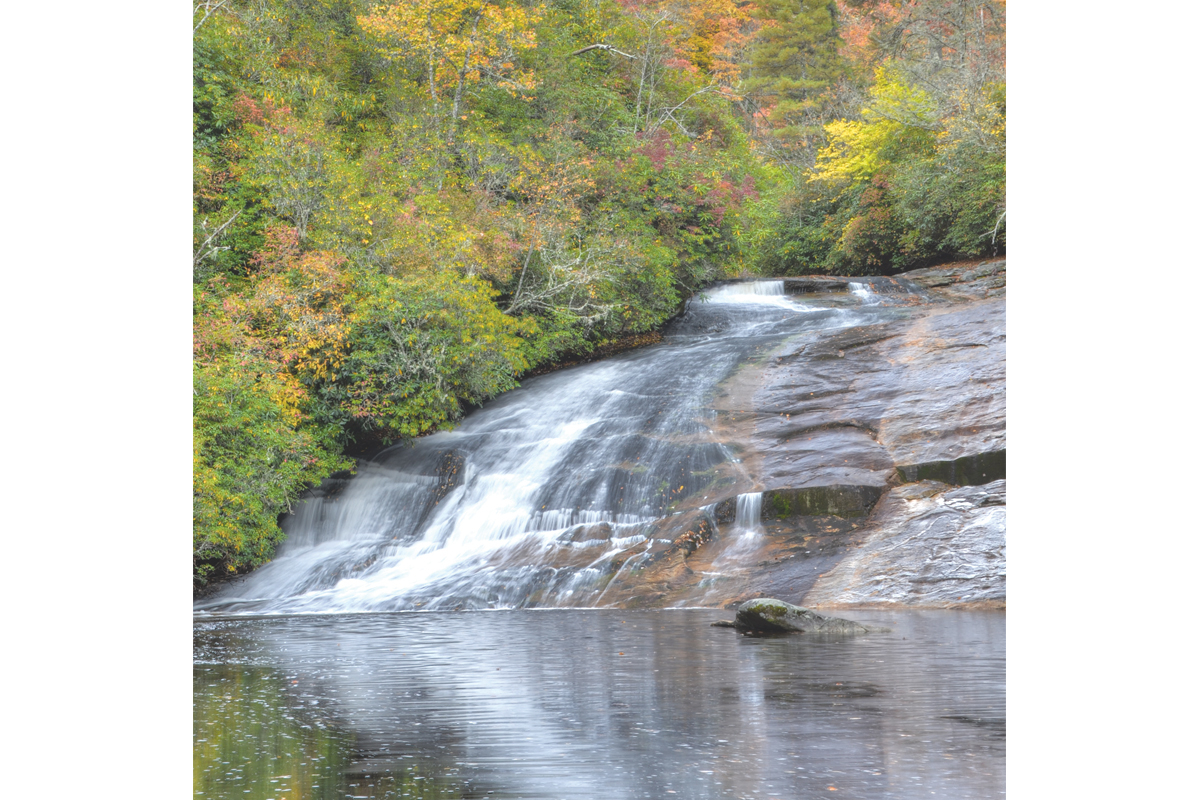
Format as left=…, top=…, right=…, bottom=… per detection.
left=195, top=609, right=1004, bottom=799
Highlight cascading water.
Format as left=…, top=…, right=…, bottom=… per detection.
left=733, top=491, right=763, bottom=533
left=197, top=279, right=908, bottom=615
left=698, top=492, right=767, bottom=588
left=849, top=280, right=879, bottom=305
left=705, top=280, right=785, bottom=297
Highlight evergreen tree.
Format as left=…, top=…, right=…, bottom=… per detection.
left=741, top=0, right=846, bottom=173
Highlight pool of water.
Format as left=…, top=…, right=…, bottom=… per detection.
left=194, top=608, right=1004, bottom=799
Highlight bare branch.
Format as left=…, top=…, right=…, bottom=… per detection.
left=505, top=233, right=617, bottom=324
left=193, top=210, right=242, bottom=267
left=476, top=65, right=535, bottom=95
left=569, top=43, right=636, bottom=60
left=864, top=104, right=941, bottom=132
left=193, top=0, right=229, bottom=34
left=644, top=84, right=718, bottom=137
left=988, top=209, right=1006, bottom=245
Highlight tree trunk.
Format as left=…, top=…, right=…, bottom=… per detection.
left=449, top=7, right=484, bottom=146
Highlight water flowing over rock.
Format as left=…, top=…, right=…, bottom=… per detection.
left=196, top=263, right=1006, bottom=615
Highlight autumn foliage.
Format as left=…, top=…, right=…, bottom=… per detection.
left=193, top=0, right=1004, bottom=588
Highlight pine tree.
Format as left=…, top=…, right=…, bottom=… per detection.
left=741, top=0, right=846, bottom=172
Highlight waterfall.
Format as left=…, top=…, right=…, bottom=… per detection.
left=705, top=280, right=785, bottom=297
left=196, top=280, right=883, bottom=615
left=734, top=492, right=763, bottom=533
left=849, top=281, right=879, bottom=305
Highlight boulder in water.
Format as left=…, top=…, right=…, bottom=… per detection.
left=733, top=598, right=882, bottom=634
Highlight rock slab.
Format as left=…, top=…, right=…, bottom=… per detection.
left=803, top=479, right=1006, bottom=608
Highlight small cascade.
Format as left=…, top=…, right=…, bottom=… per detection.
left=721, top=491, right=765, bottom=557
left=690, top=491, right=767, bottom=603
left=849, top=281, right=879, bottom=305
left=734, top=491, right=764, bottom=533
left=705, top=280, right=785, bottom=298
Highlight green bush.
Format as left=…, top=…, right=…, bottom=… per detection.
left=193, top=360, right=350, bottom=588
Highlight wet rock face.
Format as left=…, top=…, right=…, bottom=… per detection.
left=702, top=263, right=1006, bottom=610
left=591, top=506, right=862, bottom=610
left=205, top=264, right=1005, bottom=614
left=901, top=260, right=1006, bottom=302
left=432, top=450, right=466, bottom=504
left=783, top=277, right=848, bottom=294
left=895, top=449, right=1005, bottom=486
left=591, top=264, right=1007, bottom=611
left=802, top=480, right=1006, bottom=608
left=748, top=298, right=1006, bottom=491
left=733, top=598, right=879, bottom=634
left=762, top=485, right=883, bottom=519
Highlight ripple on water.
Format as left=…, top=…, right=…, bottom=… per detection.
left=194, top=608, right=1005, bottom=800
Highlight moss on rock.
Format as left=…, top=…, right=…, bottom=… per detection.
left=733, top=598, right=884, bottom=634
left=762, top=485, right=884, bottom=520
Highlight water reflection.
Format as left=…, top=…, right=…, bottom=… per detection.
left=194, top=609, right=1004, bottom=799
left=194, top=666, right=351, bottom=799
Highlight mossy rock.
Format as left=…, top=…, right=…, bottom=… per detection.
left=762, top=485, right=883, bottom=520
left=782, top=278, right=849, bottom=294
left=734, top=598, right=884, bottom=634
left=896, top=449, right=1005, bottom=486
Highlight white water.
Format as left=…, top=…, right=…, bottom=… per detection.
left=198, top=279, right=909, bottom=614
left=849, top=280, right=880, bottom=305
left=702, top=492, right=767, bottom=582
left=733, top=491, right=763, bottom=533
left=706, top=279, right=785, bottom=297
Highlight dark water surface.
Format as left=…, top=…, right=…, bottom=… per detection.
left=194, top=609, right=1004, bottom=799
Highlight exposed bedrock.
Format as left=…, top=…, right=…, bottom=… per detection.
left=691, top=264, right=1006, bottom=609
left=743, top=296, right=1006, bottom=490
left=201, top=263, right=1005, bottom=614
left=903, top=259, right=1006, bottom=302
left=711, top=484, right=883, bottom=523
left=591, top=493, right=872, bottom=610
left=802, top=480, right=1006, bottom=608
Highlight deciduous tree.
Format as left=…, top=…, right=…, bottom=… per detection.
left=358, top=0, right=542, bottom=146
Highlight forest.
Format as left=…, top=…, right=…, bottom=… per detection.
left=193, top=0, right=1005, bottom=588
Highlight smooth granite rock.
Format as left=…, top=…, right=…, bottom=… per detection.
left=747, top=298, right=1006, bottom=492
